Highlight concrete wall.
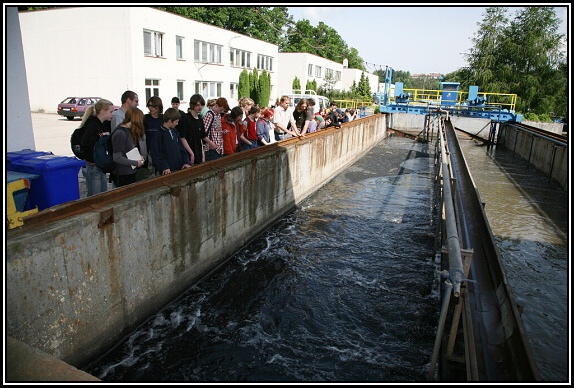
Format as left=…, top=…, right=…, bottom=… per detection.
left=6, top=115, right=387, bottom=368
left=497, top=122, right=568, bottom=190
left=384, top=113, right=568, bottom=190
left=6, top=6, right=35, bottom=152
left=521, top=120, right=566, bottom=135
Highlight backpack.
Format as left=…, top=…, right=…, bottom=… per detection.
left=70, top=125, right=87, bottom=159
left=93, top=132, right=115, bottom=173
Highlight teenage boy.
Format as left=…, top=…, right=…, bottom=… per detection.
left=111, top=90, right=139, bottom=131
left=149, top=108, right=191, bottom=175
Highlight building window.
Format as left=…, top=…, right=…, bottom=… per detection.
left=315, top=66, right=322, bottom=78
left=194, top=40, right=222, bottom=64
left=145, top=79, right=160, bottom=101
left=143, top=30, right=164, bottom=57
left=257, top=54, right=273, bottom=72
left=326, top=68, right=334, bottom=79
left=308, top=64, right=313, bottom=76
left=230, top=82, right=239, bottom=100
left=335, top=71, right=341, bottom=82
left=176, top=36, right=184, bottom=60
left=230, top=48, right=251, bottom=68
left=195, top=81, right=222, bottom=99
left=177, top=81, right=184, bottom=101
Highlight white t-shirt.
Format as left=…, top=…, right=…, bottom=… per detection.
left=273, top=105, right=295, bottom=132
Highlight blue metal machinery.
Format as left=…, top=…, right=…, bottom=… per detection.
left=378, top=66, right=523, bottom=122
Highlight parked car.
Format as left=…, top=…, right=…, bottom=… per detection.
left=57, top=97, right=118, bottom=120
left=280, top=90, right=330, bottom=115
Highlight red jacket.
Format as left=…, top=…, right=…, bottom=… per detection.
left=221, top=115, right=238, bottom=155
left=245, top=116, right=258, bottom=141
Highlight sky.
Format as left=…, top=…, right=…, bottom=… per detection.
left=287, top=5, right=569, bottom=75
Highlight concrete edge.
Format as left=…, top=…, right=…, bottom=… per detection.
left=5, top=336, right=100, bottom=382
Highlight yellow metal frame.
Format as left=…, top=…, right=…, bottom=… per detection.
left=6, top=178, right=38, bottom=229
left=333, top=99, right=377, bottom=110
left=390, top=88, right=517, bottom=112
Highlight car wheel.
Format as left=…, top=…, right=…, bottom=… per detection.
left=66, top=116, right=75, bottom=121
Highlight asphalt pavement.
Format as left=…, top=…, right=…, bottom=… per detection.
left=31, top=112, right=114, bottom=199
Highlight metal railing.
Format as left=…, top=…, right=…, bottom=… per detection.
left=388, top=89, right=517, bottom=112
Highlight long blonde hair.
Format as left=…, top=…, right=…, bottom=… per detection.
left=79, top=99, right=113, bottom=127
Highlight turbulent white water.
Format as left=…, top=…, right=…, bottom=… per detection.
left=83, top=135, right=569, bottom=382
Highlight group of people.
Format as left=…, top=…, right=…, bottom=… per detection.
left=79, top=91, right=353, bottom=197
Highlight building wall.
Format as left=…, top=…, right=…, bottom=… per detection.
left=18, top=7, right=380, bottom=114
left=18, top=7, right=279, bottom=111
left=277, top=52, right=343, bottom=97
left=342, top=69, right=379, bottom=95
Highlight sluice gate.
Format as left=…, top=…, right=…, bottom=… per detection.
left=429, top=116, right=539, bottom=381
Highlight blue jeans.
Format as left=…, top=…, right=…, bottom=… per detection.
left=241, top=141, right=259, bottom=151
left=82, top=164, right=108, bottom=197
left=205, top=149, right=222, bottom=162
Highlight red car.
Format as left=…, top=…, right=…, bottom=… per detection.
left=57, top=97, right=118, bottom=120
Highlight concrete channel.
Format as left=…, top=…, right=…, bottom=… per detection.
left=6, top=112, right=564, bottom=381
left=6, top=114, right=387, bottom=381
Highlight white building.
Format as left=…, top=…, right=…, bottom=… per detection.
left=276, top=52, right=344, bottom=96
left=18, top=6, right=379, bottom=114
left=18, top=6, right=279, bottom=112
left=276, top=53, right=379, bottom=98
left=342, top=68, right=380, bottom=95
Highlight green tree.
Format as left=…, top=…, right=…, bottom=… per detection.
left=464, top=7, right=510, bottom=92
left=305, top=79, right=318, bottom=93
left=357, top=72, right=372, bottom=99
left=282, top=19, right=365, bottom=70
left=238, top=69, right=250, bottom=98
left=258, top=70, right=271, bottom=106
left=342, top=47, right=365, bottom=71
left=503, top=7, right=566, bottom=114
left=282, top=19, right=316, bottom=54
left=321, top=73, right=336, bottom=93
left=292, top=77, right=301, bottom=92
left=464, top=7, right=566, bottom=115
left=157, top=7, right=292, bottom=46
left=392, top=70, right=413, bottom=88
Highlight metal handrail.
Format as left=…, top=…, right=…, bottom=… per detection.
left=391, top=88, right=517, bottom=111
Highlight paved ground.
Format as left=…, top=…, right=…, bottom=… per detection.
left=31, top=112, right=114, bottom=199
left=31, top=112, right=79, bottom=157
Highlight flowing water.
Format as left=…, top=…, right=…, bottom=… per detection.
left=83, top=133, right=569, bottom=382
left=457, top=134, right=569, bottom=382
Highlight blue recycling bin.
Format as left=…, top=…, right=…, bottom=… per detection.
left=7, top=149, right=53, bottom=170
left=9, top=154, right=86, bottom=210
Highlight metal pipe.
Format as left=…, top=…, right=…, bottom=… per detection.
left=428, top=279, right=453, bottom=380
left=439, top=124, right=465, bottom=296
left=504, top=123, right=568, bottom=147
